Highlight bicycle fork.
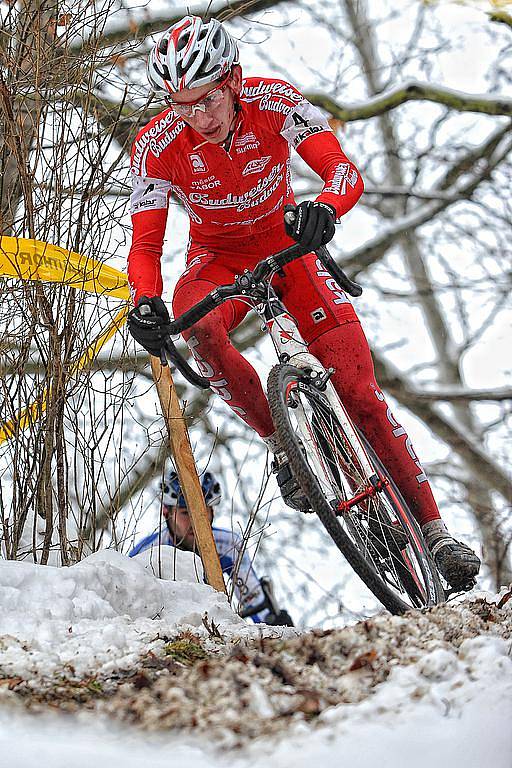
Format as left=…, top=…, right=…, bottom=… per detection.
left=261, top=302, right=388, bottom=513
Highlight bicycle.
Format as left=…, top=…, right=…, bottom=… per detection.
left=147, top=210, right=445, bottom=615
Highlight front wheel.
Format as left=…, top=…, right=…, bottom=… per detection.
left=267, top=363, right=444, bottom=615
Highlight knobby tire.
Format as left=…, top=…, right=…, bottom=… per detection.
left=267, top=363, right=444, bottom=615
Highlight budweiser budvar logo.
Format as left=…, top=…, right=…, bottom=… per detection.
left=241, top=80, right=302, bottom=103
left=189, top=163, right=284, bottom=212
left=131, top=112, right=184, bottom=174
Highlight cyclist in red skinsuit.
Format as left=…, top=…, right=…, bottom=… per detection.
left=127, top=15, right=480, bottom=590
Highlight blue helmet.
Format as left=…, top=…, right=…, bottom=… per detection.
left=162, top=469, right=221, bottom=509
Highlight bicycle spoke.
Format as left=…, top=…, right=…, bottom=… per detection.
left=305, top=396, right=428, bottom=601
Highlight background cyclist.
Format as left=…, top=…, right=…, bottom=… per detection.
left=129, top=468, right=294, bottom=626
left=127, top=15, right=480, bottom=591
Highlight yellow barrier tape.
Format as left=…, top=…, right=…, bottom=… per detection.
left=0, top=236, right=130, bottom=301
left=0, top=306, right=129, bottom=444
left=0, top=236, right=132, bottom=444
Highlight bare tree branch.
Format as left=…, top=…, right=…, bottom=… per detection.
left=342, top=127, right=512, bottom=277
left=73, top=0, right=294, bottom=52
left=373, top=354, right=512, bottom=505
left=307, top=80, right=512, bottom=122
left=398, top=387, right=512, bottom=403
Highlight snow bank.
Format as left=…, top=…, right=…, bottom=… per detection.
left=133, top=542, right=205, bottom=582
left=0, top=550, right=255, bottom=679
left=309, top=636, right=512, bottom=768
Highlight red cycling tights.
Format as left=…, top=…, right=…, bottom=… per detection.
left=172, top=245, right=440, bottom=526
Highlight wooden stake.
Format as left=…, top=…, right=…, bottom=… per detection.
left=150, top=357, right=226, bottom=594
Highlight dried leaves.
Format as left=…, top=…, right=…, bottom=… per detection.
left=1, top=597, right=510, bottom=745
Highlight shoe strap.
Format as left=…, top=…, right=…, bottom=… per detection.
left=429, top=535, right=455, bottom=558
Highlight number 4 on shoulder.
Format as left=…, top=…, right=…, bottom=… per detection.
left=292, top=111, right=310, bottom=128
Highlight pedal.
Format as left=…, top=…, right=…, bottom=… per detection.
left=272, top=456, right=310, bottom=511
left=444, top=577, right=477, bottom=598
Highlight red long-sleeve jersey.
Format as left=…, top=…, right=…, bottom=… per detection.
left=128, top=76, right=364, bottom=304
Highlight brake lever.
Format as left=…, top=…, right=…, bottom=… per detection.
left=161, top=335, right=210, bottom=390
left=283, top=206, right=362, bottom=298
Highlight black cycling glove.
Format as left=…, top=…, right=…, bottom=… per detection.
left=265, top=609, right=294, bottom=627
left=127, top=296, right=171, bottom=358
left=285, top=201, right=337, bottom=251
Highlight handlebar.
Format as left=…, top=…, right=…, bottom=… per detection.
left=162, top=335, right=211, bottom=389
left=158, top=209, right=362, bottom=388
left=169, top=284, right=239, bottom=335
left=139, top=303, right=211, bottom=388
left=239, top=576, right=279, bottom=619
left=316, top=245, right=362, bottom=297
left=167, top=242, right=361, bottom=338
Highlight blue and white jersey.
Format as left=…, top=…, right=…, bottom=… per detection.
left=129, top=525, right=269, bottom=623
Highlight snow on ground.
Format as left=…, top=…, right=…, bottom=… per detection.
left=1, top=670, right=511, bottom=768
left=0, top=550, right=284, bottom=681
left=0, top=551, right=511, bottom=768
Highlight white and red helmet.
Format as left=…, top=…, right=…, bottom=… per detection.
left=147, top=15, right=239, bottom=96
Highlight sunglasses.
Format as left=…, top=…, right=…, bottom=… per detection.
left=166, top=73, right=231, bottom=118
